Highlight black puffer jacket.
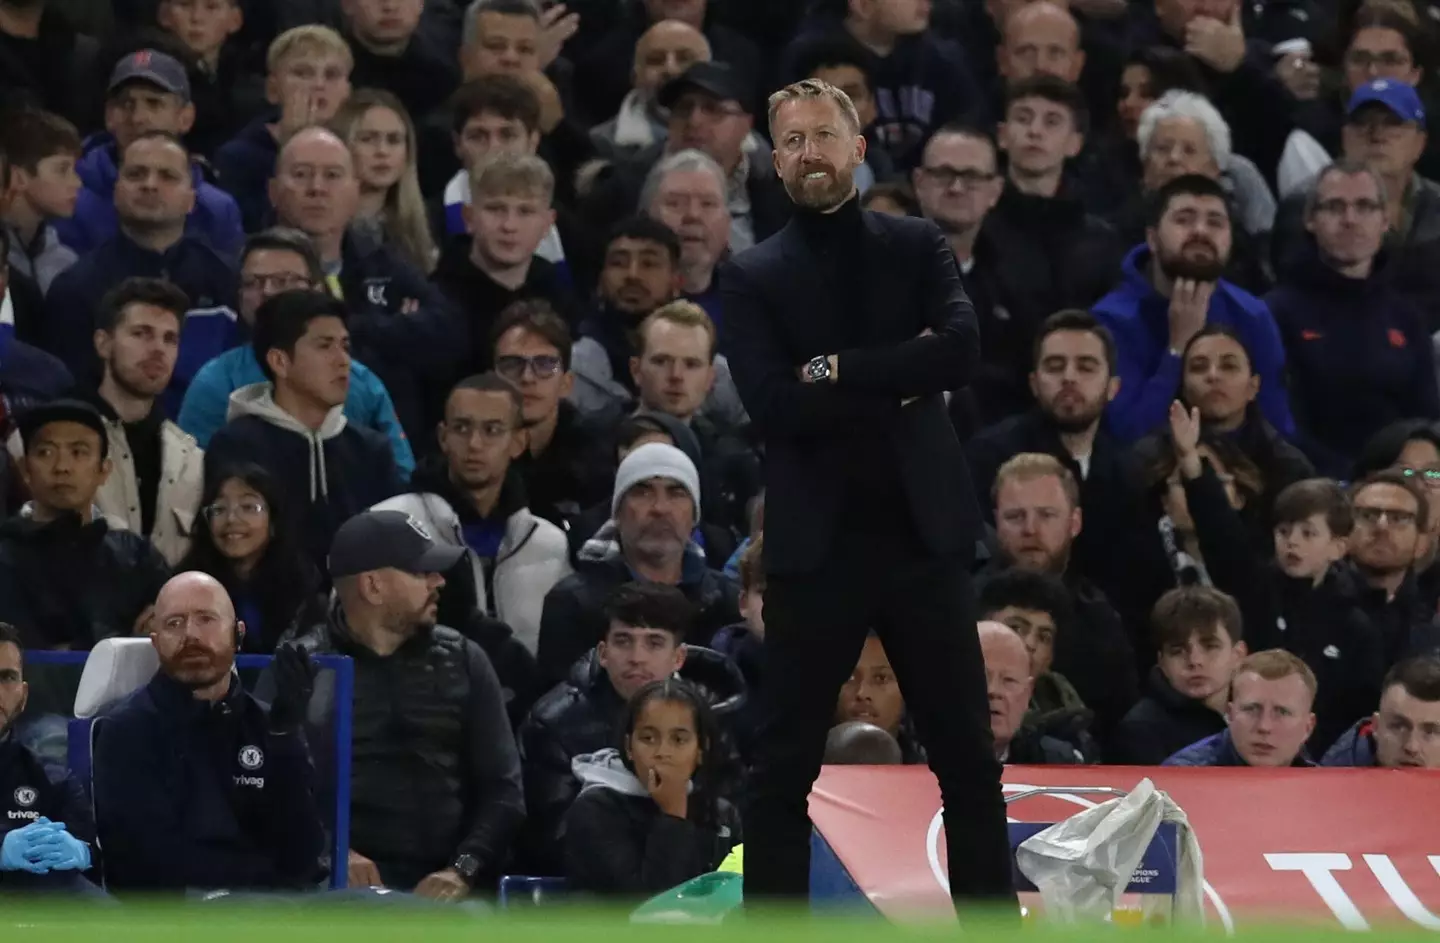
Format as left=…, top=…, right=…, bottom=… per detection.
left=536, top=527, right=741, bottom=685
left=0, top=729, right=95, bottom=891
left=516, top=646, right=745, bottom=874
left=290, top=606, right=525, bottom=889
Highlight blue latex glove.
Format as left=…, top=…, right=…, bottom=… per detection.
left=35, top=827, right=90, bottom=871
left=1, top=818, right=66, bottom=873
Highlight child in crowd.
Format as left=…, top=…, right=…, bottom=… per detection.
left=1111, top=586, right=1247, bottom=764
left=157, top=0, right=265, bottom=159
left=1170, top=396, right=1384, bottom=751
left=0, top=109, right=81, bottom=299
left=564, top=678, right=739, bottom=896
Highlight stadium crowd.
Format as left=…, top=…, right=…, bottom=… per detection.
left=1, top=0, right=1440, bottom=903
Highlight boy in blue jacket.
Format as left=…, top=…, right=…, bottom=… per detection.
left=55, top=50, right=243, bottom=258
left=1092, top=174, right=1293, bottom=443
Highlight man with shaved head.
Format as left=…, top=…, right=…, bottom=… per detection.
left=999, top=2, right=1086, bottom=83
left=270, top=125, right=462, bottom=443
left=979, top=621, right=1085, bottom=763
left=93, top=572, right=325, bottom=891
left=592, top=20, right=713, bottom=158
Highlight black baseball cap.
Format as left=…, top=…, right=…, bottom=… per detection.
left=17, top=400, right=109, bottom=459
left=328, top=510, right=465, bottom=579
left=658, top=61, right=751, bottom=113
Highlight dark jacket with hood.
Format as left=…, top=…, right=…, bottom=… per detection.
left=213, top=115, right=280, bottom=236
left=205, top=383, right=403, bottom=570
left=514, top=400, right=615, bottom=531
left=1266, top=253, right=1440, bottom=473
left=0, top=505, right=169, bottom=655
left=517, top=645, right=745, bottom=873
left=289, top=603, right=525, bottom=890
left=93, top=672, right=324, bottom=891
left=1110, top=667, right=1229, bottom=765
left=0, top=728, right=95, bottom=892
left=537, top=521, right=742, bottom=686
left=1163, top=728, right=1316, bottom=767
left=186, top=45, right=269, bottom=162
left=1320, top=718, right=1380, bottom=767
left=43, top=229, right=239, bottom=382
left=1179, top=463, right=1385, bottom=750
left=563, top=747, right=740, bottom=896
left=1354, top=569, right=1440, bottom=669
left=55, top=134, right=245, bottom=259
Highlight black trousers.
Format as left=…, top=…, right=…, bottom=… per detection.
left=742, top=532, right=1016, bottom=908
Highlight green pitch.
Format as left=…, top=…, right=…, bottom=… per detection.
left=1, top=902, right=1434, bottom=942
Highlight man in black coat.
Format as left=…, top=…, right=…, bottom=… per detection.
left=294, top=510, right=524, bottom=898
left=0, top=623, right=97, bottom=894
left=718, top=79, right=1014, bottom=908
left=94, top=573, right=325, bottom=892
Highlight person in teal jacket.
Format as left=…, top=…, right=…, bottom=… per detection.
left=175, top=228, right=414, bottom=479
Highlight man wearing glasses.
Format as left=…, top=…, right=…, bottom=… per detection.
left=375, top=371, right=571, bottom=655
left=1266, top=160, right=1440, bottom=476
left=178, top=227, right=414, bottom=479
left=490, top=300, right=613, bottom=529
left=1348, top=470, right=1440, bottom=666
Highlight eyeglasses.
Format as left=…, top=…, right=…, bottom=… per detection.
left=1355, top=506, right=1418, bottom=527
left=918, top=166, right=997, bottom=190
left=1314, top=198, right=1384, bottom=217
left=242, top=273, right=314, bottom=293
left=203, top=500, right=267, bottom=522
left=1399, top=467, right=1440, bottom=489
left=1346, top=50, right=1413, bottom=71
left=496, top=354, right=563, bottom=380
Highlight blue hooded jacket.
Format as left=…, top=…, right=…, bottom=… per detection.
left=1320, top=719, right=1379, bottom=767
left=1162, top=729, right=1316, bottom=767
left=54, top=134, right=245, bottom=259
left=178, top=345, right=415, bottom=480
left=1092, top=245, right=1295, bottom=443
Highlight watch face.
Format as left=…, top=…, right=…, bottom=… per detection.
left=806, top=357, right=829, bottom=380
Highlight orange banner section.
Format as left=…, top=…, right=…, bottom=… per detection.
left=810, top=765, right=1440, bottom=930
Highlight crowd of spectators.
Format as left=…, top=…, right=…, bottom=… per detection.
left=2, top=0, right=1440, bottom=904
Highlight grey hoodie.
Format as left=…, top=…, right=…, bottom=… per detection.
left=225, top=382, right=348, bottom=502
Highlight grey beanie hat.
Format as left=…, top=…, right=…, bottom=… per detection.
left=612, top=442, right=702, bottom=519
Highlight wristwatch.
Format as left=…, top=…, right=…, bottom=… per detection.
left=803, top=355, right=832, bottom=382
left=451, top=853, right=480, bottom=886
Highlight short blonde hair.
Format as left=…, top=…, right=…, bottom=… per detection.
left=767, top=78, right=861, bottom=140
left=994, top=453, right=1080, bottom=509
left=639, top=300, right=717, bottom=361
left=268, top=25, right=354, bottom=74
left=470, top=152, right=554, bottom=204
left=1233, top=649, right=1318, bottom=703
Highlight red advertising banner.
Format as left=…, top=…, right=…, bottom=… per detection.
left=810, top=765, right=1440, bottom=929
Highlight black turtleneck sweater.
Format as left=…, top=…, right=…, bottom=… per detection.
left=87, top=392, right=163, bottom=536
left=791, top=196, right=909, bottom=537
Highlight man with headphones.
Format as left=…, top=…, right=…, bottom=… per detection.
left=93, top=572, right=325, bottom=892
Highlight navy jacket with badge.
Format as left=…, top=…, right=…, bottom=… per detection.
left=92, top=672, right=324, bottom=892
left=337, top=230, right=464, bottom=443
left=42, top=231, right=238, bottom=381
left=0, top=729, right=95, bottom=889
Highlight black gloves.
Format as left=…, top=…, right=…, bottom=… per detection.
left=268, top=643, right=317, bottom=733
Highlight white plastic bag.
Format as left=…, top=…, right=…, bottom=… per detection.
left=1013, top=778, right=1205, bottom=924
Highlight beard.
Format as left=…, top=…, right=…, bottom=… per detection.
left=162, top=643, right=231, bottom=690
left=1156, top=236, right=1228, bottom=282
left=1042, top=390, right=1106, bottom=434
left=783, top=159, right=856, bottom=211
left=111, top=358, right=169, bottom=400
